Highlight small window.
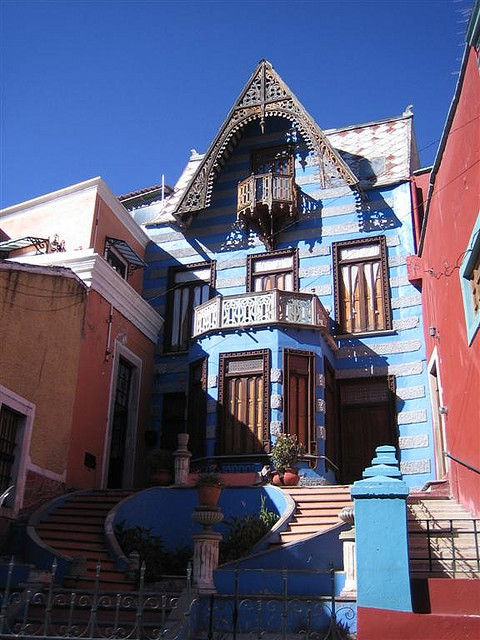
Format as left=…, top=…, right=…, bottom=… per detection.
left=247, top=249, right=298, bottom=292
left=105, top=247, right=128, bottom=279
left=165, top=262, right=215, bottom=352
left=460, top=213, right=480, bottom=344
left=333, top=236, right=391, bottom=334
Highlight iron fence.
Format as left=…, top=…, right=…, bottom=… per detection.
left=197, top=567, right=356, bottom=640
left=0, top=557, right=189, bottom=639
left=0, top=560, right=356, bottom=640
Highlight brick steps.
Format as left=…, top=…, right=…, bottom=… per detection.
left=272, top=485, right=352, bottom=546
left=34, top=489, right=135, bottom=592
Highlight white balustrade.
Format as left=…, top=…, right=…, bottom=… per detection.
left=193, top=290, right=330, bottom=337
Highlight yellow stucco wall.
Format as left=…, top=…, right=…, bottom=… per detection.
left=0, top=264, right=85, bottom=475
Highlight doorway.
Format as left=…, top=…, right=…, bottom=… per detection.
left=338, top=376, right=397, bottom=484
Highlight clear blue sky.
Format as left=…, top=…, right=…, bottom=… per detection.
left=0, top=0, right=474, bottom=209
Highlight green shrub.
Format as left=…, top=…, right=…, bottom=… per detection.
left=114, top=520, right=191, bottom=582
left=219, top=497, right=279, bottom=564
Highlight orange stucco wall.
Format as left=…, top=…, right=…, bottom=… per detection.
left=0, top=264, right=85, bottom=477
left=417, top=47, right=480, bottom=515
left=92, top=195, right=146, bottom=294
left=66, top=289, right=155, bottom=489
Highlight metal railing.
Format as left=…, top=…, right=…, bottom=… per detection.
left=193, top=289, right=330, bottom=338
left=444, top=451, right=480, bottom=475
left=0, top=557, right=190, bottom=639
left=408, top=517, right=480, bottom=575
left=201, top=566, right=356, bottom=640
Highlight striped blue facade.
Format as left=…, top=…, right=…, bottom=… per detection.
left=141, top=112, right=434, bottom=491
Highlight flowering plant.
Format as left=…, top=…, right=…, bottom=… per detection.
left=270, top=434, right=304, bottom=474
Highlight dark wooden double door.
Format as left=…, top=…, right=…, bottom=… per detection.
left=326, top=368, right=397, bottom=484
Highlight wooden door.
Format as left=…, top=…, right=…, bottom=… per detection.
left=219, top=351, right=269, bottom=455
left=284, top=350, right=314, bottom=453
left=339, top=377, right=397, bottom=484
left=187, top=359, right=207, bottom=459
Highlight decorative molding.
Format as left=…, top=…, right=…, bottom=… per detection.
left=396, top=385, right=425, bottom=400
left=389, top=275, right=410, bottom=288
left=399, top=434, right=429, bottom=450
left=316, top=374, right=325, bottom=388
left=397, top=410, right=428, bottom=425
left=336, top=340, right=422, bottom=360
left=175, top=60, right=358, bottom=218
left=299, top=265, right=331, bottom=278
left=270, top=421, right=282, bottom=436
left=271, top=369, right=282, bottom=384
left=207, top=375, right=218, bottom=389
left=309, top=285, right=332, bottom=297
left=317, top=425, right=326, bottom=440
left=391, top=295, right=422, bottom=310
left=316, top=398, right=326, bottom=413
left=271, top=394, right=283, bottom=410
left=393, top=316, right=419, bottom=331
left=400, top=459, right=431, bottom=475
left=336, top=361, right=424, bottom=379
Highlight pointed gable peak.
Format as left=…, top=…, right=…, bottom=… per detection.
left=174, top=61, right=358, bottom=218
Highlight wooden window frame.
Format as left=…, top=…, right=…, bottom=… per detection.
left=333, top=235, right=391, bottom=335
left=283, top=349, right=315, bottom=455
left=218, top=350, right=270, bottom=454
left=164, top=261, right=216, bottom=352
left=246, top=248, right=299, bottom=293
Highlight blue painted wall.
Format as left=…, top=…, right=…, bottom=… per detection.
left=141, top=114, right=434, bottom=490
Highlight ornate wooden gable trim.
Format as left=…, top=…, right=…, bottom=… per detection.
left=174, top=60, right=359, bottom=223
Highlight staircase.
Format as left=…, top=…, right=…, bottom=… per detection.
left=34, top=489, right=135, bottom=591
left=273, top=485, right=352, bottom=545
left=407, top=493, right=480, bottom=577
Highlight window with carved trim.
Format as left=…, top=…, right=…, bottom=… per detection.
left=333, top=237, right=391, bottom=334
left=247, top=249, right=298, bottom=292
left=164, top=262, right=215, bottom=352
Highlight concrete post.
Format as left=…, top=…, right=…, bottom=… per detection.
left=191, top=531, right=222, bottom=593
left=351, top=445, right=412, bottom=612
left=338, top=506, right=356, bottom=598
left=173, top=433, right=191, bottom=486
left=191, top=504, right=224, bottom=594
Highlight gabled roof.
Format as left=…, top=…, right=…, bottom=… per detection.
left=172, top=60, right=359, bottom=220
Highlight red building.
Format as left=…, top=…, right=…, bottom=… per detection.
left=411, top=2, right=480, bottom=516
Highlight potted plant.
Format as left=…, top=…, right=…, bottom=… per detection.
left=195, top=472, right=223, bottom=507
left=148, top=449, right=173, bottom=486
left=270, top=434, right=304, bottom=486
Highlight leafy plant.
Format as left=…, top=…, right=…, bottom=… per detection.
left=219, top=497, right=279, bottom=563
left=270, top=433, right=304, bottom=474
left=114, top=520, right=191, bottom=582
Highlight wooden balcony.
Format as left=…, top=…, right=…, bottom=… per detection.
left=237, top=173, right=297, bottom=250
left=193, top=290, right=333, bottom=343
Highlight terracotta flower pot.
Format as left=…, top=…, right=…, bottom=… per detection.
left=196, top=484, right=222, bottom=507
left=282, top=468, right=300, bottom=486
left=271, top=471, right=283, bottom=486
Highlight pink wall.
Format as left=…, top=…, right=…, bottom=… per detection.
left=415, top=47, right=480, bottom=515
left=66, top=289, right=155, bottom=490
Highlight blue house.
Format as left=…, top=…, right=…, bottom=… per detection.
left=130, top=60, right=434, bottom=491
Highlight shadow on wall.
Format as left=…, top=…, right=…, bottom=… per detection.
left=113, top=486, right=286, bottom=553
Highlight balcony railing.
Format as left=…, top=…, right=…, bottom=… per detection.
left=193, top=290, right=330, bottom=338
left=237, top=172, right=296, bottom=218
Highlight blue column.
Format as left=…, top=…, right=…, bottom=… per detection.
left=351, top=445, right=412, bottom=612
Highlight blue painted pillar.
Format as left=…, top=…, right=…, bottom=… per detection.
left=351, top=445, right=412, bottom=612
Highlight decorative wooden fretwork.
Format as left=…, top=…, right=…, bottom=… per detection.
left=175, top=60, right=359, bottom=223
